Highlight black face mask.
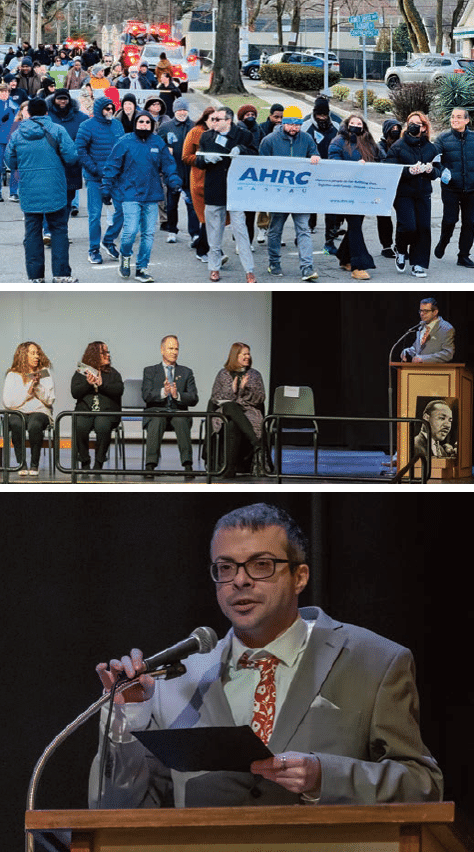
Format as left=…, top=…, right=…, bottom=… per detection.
left=316, top=117, right=330, bottom=130
left=136, top=127, right=152, bottom=139
left=348, top=125, right=362, bottom=136
left=244, top=116, right=256, bottom=127
left=388, top=128, right=401, bottom=140
left=407, top=123, right=422, bottom=136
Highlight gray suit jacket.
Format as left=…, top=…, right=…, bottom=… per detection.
left=401, top=317, right=455, bottom=363
left=89, top=607, right=443, bottom=809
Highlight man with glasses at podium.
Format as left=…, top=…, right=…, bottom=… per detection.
left=401, top=297, right=455, bottom=364
left=89, top=503, right=443, bottom=809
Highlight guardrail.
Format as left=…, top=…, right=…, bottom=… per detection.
left=262, top=413, right=431, bottom=483
left=54, top=409, right=230, bottom=483
left=0, top=410, right=27, bottom=483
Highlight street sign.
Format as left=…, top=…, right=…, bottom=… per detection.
left=350, top=28, right=379, bottom=36
left=348, top=12, right=379, bottom=23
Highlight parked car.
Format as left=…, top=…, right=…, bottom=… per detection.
left=267, top=51, right=324, bottom=68
left=303, top=49, right=340, bottom=72
left=139, top=42, right=200, bottom=91
left=385, top=54, right=474, bottom=89
left=242, top=58, right=262, bottom=79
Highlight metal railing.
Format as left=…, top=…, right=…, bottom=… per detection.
left=54, top=409, right=230, bottom=483
left=0, top=410, right=27, bottom=483
left=262, top=413, right=431, bottom=483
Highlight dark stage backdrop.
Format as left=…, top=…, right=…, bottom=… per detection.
left=5, top=495, right=472, bottom=852
left=270, top=291, right=474, bottom=450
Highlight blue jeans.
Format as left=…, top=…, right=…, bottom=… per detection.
left=267, top=212, right=314, bottom=271
left=120, top=201, right=159, bottom=269
left=86, top=179, right=123, bottom=252
left=24, top=207, right=70, bottom=279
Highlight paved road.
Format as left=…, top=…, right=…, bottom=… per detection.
left=0, top=80, right=471, bottom=284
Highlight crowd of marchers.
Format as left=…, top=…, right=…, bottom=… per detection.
left=1, top=43, right=473, bottom=283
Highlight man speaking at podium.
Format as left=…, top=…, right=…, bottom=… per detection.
left=401, top=297, right=455, bottom=364
left=89, top=503, right=442, bottom=809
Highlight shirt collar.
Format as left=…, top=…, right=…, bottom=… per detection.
left=229, top=615, right=311, bottom=670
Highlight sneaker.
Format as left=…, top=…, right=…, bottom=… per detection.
left=52, top=276, right=79, bottom=282
left=190, top=235, right=200, bottom=249
left=381, top=246, right=396, bottom=258
left=119, top=254, right=131, bottom=278
left=197, top=253, right=208, bottom=263
left=70, top=207, right=79, bottom=217
left=220, top=253, right=229, bottom=265
left=257, top=228, right=266, bottom=244
left=43, top=232, right=51, bottom=246
left=246, top=271, right=257, bottom=283
left=29, top=467, right=39, bottom=476
left=395, top=251, right=406, bottom=273
left=268, top=264, right=283, bottom=276
left=167, top=233, right=177, bottom=243
left=323, top=241, right=338, bottom=255
left=88, top=249, right=103, bottom=264
left=210, top=270, right=220, bottom=281
left=18, top=466, right=28, bottom=476
left=29, top=278, right=46, bottom=283
left=339, top=263, right=351, bottom=271
left=135, top=268, right=154, bottom=282
left=101, top=241, right=119, bottom=260
left=9, top=194, right=19, bottom=202
left=301, top=267, right=319, bottom=281
left=411, top=265, right=427, bottom=278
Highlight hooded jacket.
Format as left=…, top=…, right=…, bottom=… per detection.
left=101, top=111, right=182, bottom=203
left=0, top=97, right=18, bottom=144
left=157, top=113, right=195, bottom=185
left=5, top=114, right=77, bottom=212
left=46, top=91, right=88, bottom=190
left=301, top=115, right=339, bottom=158
left=75, top=96, right=125, bottom=181
left=259, top=123, right=319, bottom=159
left=434, top=126, right=474, bottom=194
left=378, top=119, right=402, bottom=160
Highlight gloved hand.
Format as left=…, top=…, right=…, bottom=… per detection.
left=203, top=152, right=223, bottom=163
left=229, top=146, right=241, bottom=157
left=102, top=194, right=112, bottom=205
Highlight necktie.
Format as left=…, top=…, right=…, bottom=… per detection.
left=420, top=325, right=430, bottom=347
left=239, top=652, right=279, bottom=744
left=166, top=365, right=174, bottom=408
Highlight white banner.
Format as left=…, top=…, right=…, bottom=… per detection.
left=227, top=155, right=404, bottom=217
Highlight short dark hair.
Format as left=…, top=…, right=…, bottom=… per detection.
left=420, top=297, right=438, bottom=309
left=216, top=105, right=234, bottom=122
left=211, top=503, right=308, bottom=566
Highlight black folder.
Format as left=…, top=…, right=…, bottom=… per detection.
left=132, top=725, right=273, bottom=772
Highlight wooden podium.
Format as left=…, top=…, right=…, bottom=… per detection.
left=24, top=803, right=471, bottom=852
left=391, top=362, right=473, bottom=480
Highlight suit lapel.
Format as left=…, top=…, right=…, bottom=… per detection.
left=268, top=616, right=347, bottom=753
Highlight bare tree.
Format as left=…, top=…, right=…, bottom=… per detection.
left=398, top=0, right=430, bottom=51
left=207, top=0, right=246, bottom=94
left=446, top=0, right=468, bottom=51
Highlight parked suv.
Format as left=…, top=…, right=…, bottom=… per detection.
left=139, top=42, right=200, bottom=91
left=385, top=54, right=474, bottom=89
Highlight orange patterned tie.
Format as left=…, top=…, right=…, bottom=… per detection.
left=239, top=652, right=280, bottom=744
left=420, top=325, right=430, bottom=347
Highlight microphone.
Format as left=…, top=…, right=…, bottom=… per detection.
left=407, top=322, right=423, bottom=333
left=143, top=626, right=218, bottom=673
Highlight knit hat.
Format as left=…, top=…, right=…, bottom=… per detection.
left=28, top=97, right=47, bottom=116
left=122, top=92, right=137, bottom=105
left=237, top=103, right=257, bottom=121
left=53, top=87, right=70, bottom=100
left=281, top=105, right=303, bottom=124
left=313, top=96, right=330, bottom=116
left=173, top=96, right=189, bottom=112
left=20, top=56, right=33, bottom=67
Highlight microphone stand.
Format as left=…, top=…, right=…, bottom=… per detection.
left=25, top=662, right=186, bottom=852
left=387, top=325, right=421, bottom=471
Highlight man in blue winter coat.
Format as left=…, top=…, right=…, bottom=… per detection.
left=5, top=97, right=78, bottom=282
left=259, top=105, right=320, bottom=281
left=102, top=110, right=182, bottom=283
left=75, top=96, right=125, bottom=264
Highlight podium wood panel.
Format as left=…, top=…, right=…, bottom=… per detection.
left=391, top=363, right=473, bottom=479
left=25, top=803, right=471, bottom=852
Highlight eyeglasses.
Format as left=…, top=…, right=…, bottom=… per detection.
left=210, top=557, right=292, bottom=583
left=103, top=106, right=114, bottom=111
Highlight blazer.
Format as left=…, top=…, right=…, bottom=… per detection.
left=401, top=317, right=455, bottom=363
left=142, top=362, right=198, bottom=427
left=89, top=606, right=443, bottom=810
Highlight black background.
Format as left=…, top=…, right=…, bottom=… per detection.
left=5, top=493, right=473, bottom=851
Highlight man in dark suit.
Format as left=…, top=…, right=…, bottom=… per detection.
left=142, top=335, right=198, bottom=476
